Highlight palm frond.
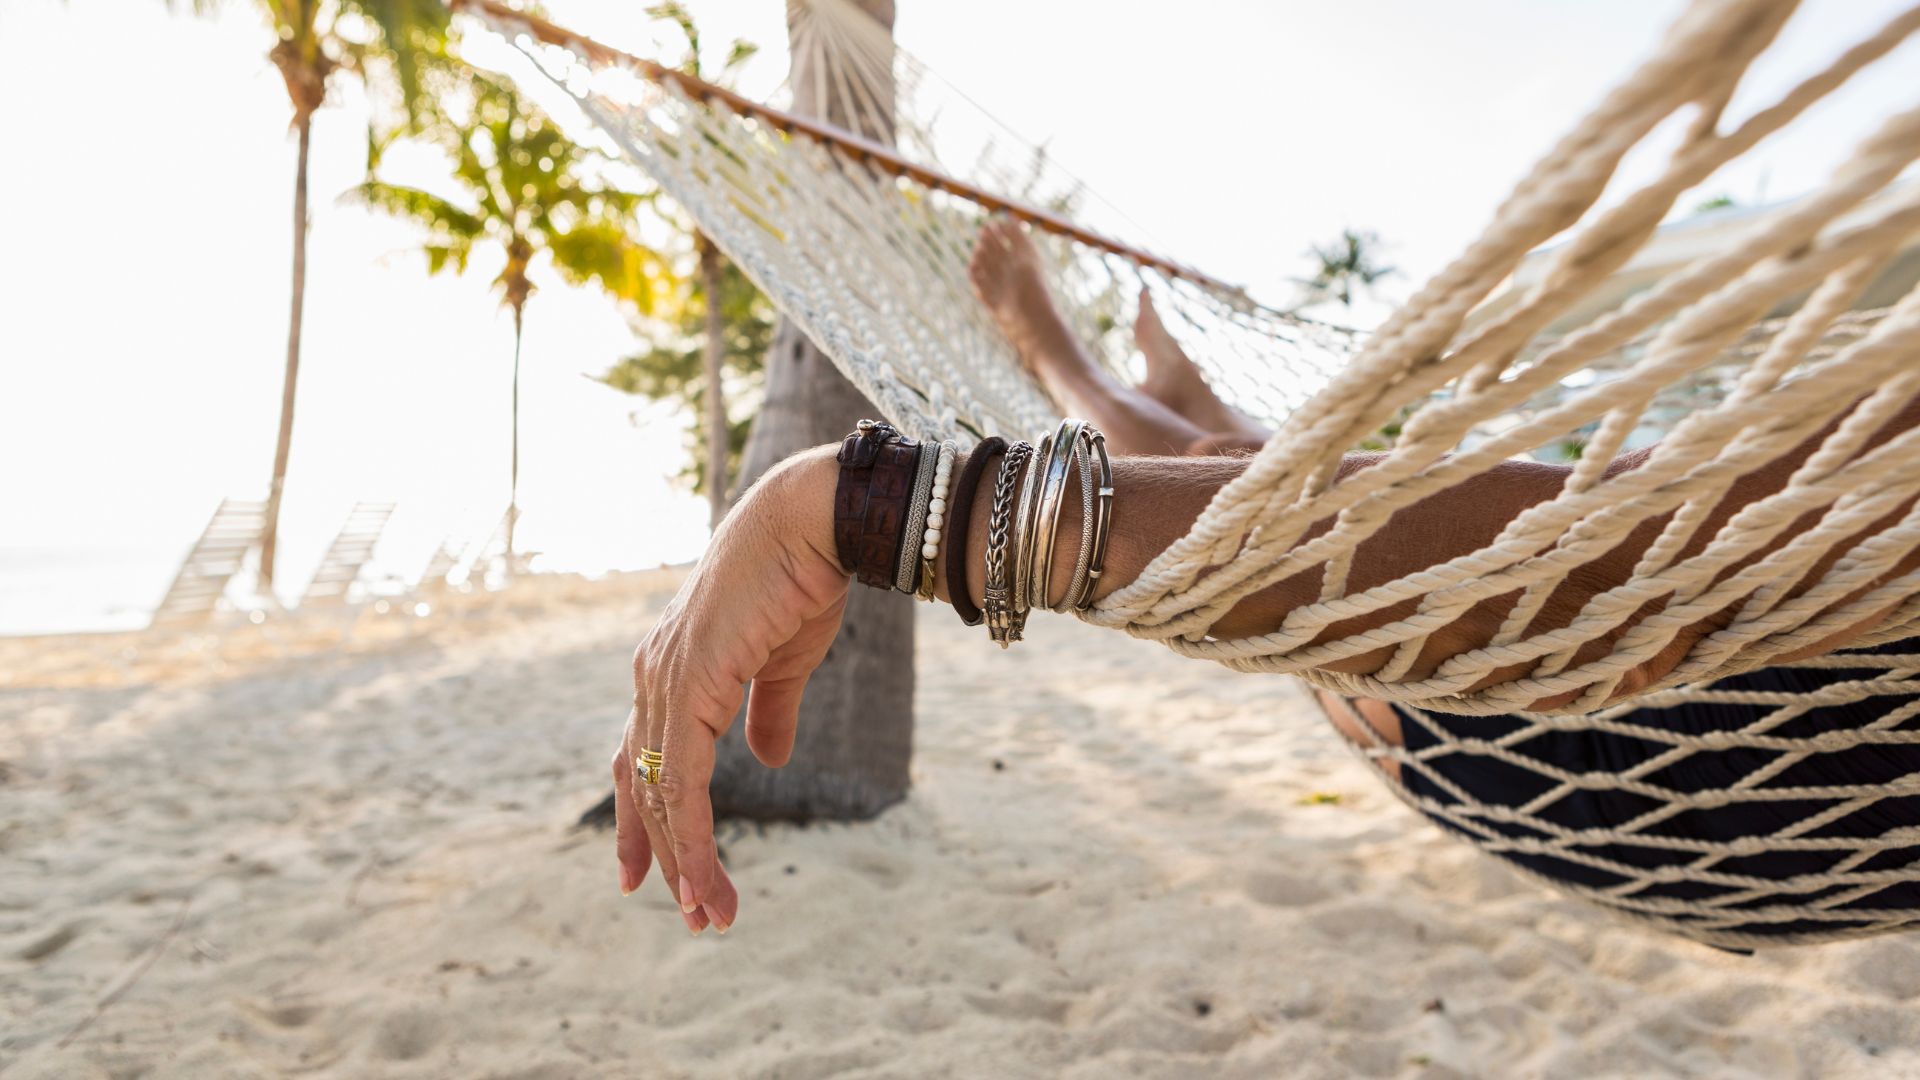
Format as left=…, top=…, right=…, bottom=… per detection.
left=339, top=0, right=450, bottom=122
left=646, top=2, right=701, bottom=76
left=549, top=223, right=669, bottom=315
left=723, top=39, right=760, bottom=74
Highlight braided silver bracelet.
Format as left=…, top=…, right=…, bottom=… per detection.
left=983, top=441, right=1034, bottom=648
left=895, top=437, right=942, bottom=593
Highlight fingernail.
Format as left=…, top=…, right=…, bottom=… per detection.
left=619, top=864, right=638, bottom=896
left=682, top=908, right=704, bottom=937
left=678, top=875, right=698, bottom=914
left=704, top=903, right=729, bottom=934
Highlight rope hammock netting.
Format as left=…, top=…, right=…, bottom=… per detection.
left=453, top=0, right=1920, bottom=948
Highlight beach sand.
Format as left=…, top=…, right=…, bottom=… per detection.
left=6, top=571, right=1920, bottom=1078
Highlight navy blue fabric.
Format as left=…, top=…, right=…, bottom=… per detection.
left=1396, top=648, right=1920, bottom=942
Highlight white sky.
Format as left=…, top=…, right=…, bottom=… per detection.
left=1, top=0, right=1914, bottom=630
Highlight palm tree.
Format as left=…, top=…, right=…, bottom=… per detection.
left=168, top=0, right=449, bottom=594
left=717, top=0, right=913, bottom=822
left=595, top=249, right=775, bottom=509
left=356, top=71, right=669, bottom=563
left=1295, top=227, right=1396, bottom=310
left=647, top=2, right=759, bottom=527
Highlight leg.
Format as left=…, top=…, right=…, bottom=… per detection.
left=1134, top=287, right=1271, bottom=448
left=969, top=220, right=1396, bottom=760
left=969, top=219, right=1213, bottom=456
left=1316, top=689, right=1404, bottom=783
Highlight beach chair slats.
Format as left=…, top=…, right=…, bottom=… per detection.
left=149, top=498, right=270, bottom=627
left=300, top=501, right=397, bottom=605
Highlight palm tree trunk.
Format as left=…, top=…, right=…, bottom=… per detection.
left=259, top=113, right=313, bottom=597
left=697, top=234, right=730, bottom=529
left=508, top=303, right=524, bottom=569
left=709, top=0, right=907, bottom=822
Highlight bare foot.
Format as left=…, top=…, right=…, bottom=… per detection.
left=1134, top=288, right=1270, bottom=444
left=968, top=218, right=1102, bottom=405
left=968, top=218, right=1253, bottom=456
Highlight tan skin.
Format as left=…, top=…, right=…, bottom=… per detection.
left=616, top=222, right=1920, bottom=935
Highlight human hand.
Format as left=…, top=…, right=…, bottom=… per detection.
left=611, top=446, right=847, bottom=933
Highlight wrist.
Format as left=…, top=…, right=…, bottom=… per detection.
left=763, top=444, right=843, bottom=572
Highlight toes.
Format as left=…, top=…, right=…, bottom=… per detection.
left=984, top=218, right=1012, bottom=255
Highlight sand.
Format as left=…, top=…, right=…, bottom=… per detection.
left=6, top=570, right=1920, bottom=1079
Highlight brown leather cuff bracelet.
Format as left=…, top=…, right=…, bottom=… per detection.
left=833, top=420, right=923, bottom=589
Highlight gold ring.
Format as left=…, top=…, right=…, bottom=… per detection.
left=636, top=747, right=664, bottom=786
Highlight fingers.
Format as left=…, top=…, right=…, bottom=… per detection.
left=744, top=600, right=843, bottom=768
left=700, top=837, right=739, bottom=933
left=636, top=682, right=706, bottom=936
left=610, top=731, right=652, bottom=896
left=655, top=708, right=735, bottom=932
left=637, top=778, right=707, bottom=936
left=615, top=474, right=855, bottom=937
left=743, top=677, right=804, bottom=767
left=615, top=738, right=705, bottom=937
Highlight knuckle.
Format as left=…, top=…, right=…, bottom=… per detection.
left=641, top=784, right=670, bottom=817
left=655, top=772, right=694, bottom=806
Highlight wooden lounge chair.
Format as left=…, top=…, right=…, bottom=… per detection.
left=149, top=498, right=268, bottom=628
left=416, top=536, right=465, bottom=591
left=463, top=508, right=538, bottom=586
left=300, top=501, right=397, bottom=606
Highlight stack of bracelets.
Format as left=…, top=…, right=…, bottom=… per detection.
left=832, top=418, right=1114, bottom=648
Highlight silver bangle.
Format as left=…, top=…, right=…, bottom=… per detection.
left=1058, top=426, right=1098, bottom=612
left=896, top=437, right=941, bottom=593
left=1011, top=431, right=1049, bottom=619
left=1032, top=419, right=1092, bottom=610
left=1073, top=429, right=1114, bottom=612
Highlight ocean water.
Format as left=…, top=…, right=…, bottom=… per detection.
left=0, top=508, right=448, bottom=636
left=0, top=479, right=709, bottom=637
left=0, top=544, right=177, bottom=636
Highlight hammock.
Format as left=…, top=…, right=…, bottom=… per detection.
left=454, top=0, right=1920, bottom=947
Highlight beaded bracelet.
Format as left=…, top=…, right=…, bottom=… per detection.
left=916, top=442, right=956, bottom=600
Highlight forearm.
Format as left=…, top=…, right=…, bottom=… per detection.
left=912, top=393, right=1920, bottom=704
left=780, top=394, right=1917, bottom=706
left=927, top=449, right=1576, bottom=657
